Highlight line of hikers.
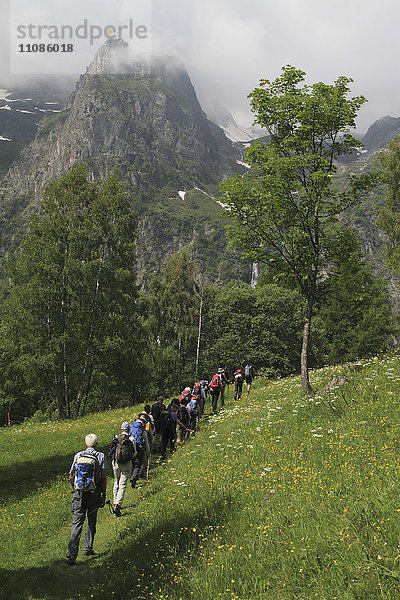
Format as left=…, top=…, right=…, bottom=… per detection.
left=66, top=364, right=256, bottom=565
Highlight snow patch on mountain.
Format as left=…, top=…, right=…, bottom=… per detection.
left=236, top=159, right=250, bottom=169
left=0, top=89, right=12, bottom=101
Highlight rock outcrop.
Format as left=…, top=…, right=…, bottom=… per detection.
left=0, top=39, right=250, bottom=284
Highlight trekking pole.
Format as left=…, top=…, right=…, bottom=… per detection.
left=146, top=456, right=150, bottom=481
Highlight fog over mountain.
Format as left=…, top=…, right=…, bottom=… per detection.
left=1, top=0, right=400, bottom=132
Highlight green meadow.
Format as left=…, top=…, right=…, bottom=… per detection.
left=2, top=354, right=400, bottom=599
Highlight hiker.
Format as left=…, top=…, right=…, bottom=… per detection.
left=109, top=421, right=136, bottom=517
left=218, top=368, right=230, bottom=407
left=179, top=386, right=192, bottom=404
left=176, top=397, right=190, bottom=445
left=144, top=404, right=156, bottom=439
left=66, top=433, right=107, bottom=565
left=187, top=395, right=200, bottom=434
left=210, top=370, right=222, bottom=413
left=234, top=368, right=245, bottom=400
left=199, top=379, right=209, bottom=415
left=138, top=411, right=153, bottom=480
left=159, top=404, right=191, bottom=461
left=130, top=416, right=150, bottom=488
left=192, top=381, right=204, bottom=415
left=167, top=397, right=181, bottom=410
left=150, top=396, right=166, bottom=452
left=245, top=364, right=256, bottom=394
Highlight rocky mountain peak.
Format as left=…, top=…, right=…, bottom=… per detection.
left=85, top=38, right=149, bottom=76
left=362, top=115, right=400, bottom=152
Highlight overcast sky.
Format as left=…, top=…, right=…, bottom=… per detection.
left=1, top=0, right=399, bottom=132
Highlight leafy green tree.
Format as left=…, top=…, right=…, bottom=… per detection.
left=221, top=66, right=379, bottom=392
left=200, top=281, right=304, bottom=379
left=318, top=229, right=393, bottom=363
left=146, top=249, right=201, bottom=393
left=0, top=165, right=140, bottom=421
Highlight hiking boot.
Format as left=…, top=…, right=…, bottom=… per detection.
left=130, top=481, right=136, bottom=489
left=84, top=549, right=95, bottom=556
left=67, top=556, right=76, bottom=565
left=113, top=504, right=122, bottom=517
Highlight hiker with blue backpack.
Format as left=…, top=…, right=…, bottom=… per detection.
left=108, top=421, right=136, bottom=517
left=187, top=395, right=200, bottom=434
left=66, top=433, right=108, bottom=565
left=130, top=415, right=150, bottom=489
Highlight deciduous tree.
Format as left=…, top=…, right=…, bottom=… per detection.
left=0, top=165, right=139, bottom=420
left=221, top=66, right=378, bottom=392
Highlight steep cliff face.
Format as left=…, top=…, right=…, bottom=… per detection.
left=0, top=39, right=250, bottom=283
left=362, top=115, right=400, bottom=152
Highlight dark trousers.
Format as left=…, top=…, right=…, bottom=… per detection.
left=130, top=447, right=145, bottom=486
left=161, top=430, right=175, bottom=460
left=200, top=390, right=207, bottom=415
left=234, top=381, right=243, bottom=400
left=190, top=414, right=197, bottom=433
left=67, top=490, right=99, bottom=558
left=220, top=386, right=226, bottom=406
left=211, top=389, right=220, bottom=413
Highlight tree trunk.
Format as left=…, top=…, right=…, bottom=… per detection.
left=81, top=360, right=94, bottom=417
left=195, top=291, right=203, bottom=380
left=301, top=297, right=313, bottom=394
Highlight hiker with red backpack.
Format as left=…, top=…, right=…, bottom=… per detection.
left=108, top=421, right=136, bottom=516
left=210, top=371, right=222, bottom=413
left=192, top=381, right=204, bottom=415
left=179, top=387, right=192, bottom=404
left=66, top=433, right=108, bottom=565
left=233, top=368, right=245, bottom=401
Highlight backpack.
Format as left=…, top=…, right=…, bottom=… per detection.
left=108, top=436, right=118, bottom=460
left=235, top=370, right=243, bottom=383
left=159, top=409, right=174, bottom=434
left=178, top=405, right=190, bottom=426
left=210, top=373, right=221, bottom=389
left=188, top=398, right=199, bottom=416
left=180, top=389, right=191, bottom=403
left=245, top=365, right=252, bottom=377
left=193, top=382, right=201, bottom=396
left=115, top=433, right=135, bottom=464
left=73, top=452, right=100, bottom=492
left=151, top=401, right=166, bottom=423
left=130, top=421, right=145, bottom=448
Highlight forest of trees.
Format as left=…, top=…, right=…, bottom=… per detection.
left=0, top=67, right=398, bottom=424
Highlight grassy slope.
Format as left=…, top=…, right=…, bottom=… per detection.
left=1, top=354, right=400, bottom=599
